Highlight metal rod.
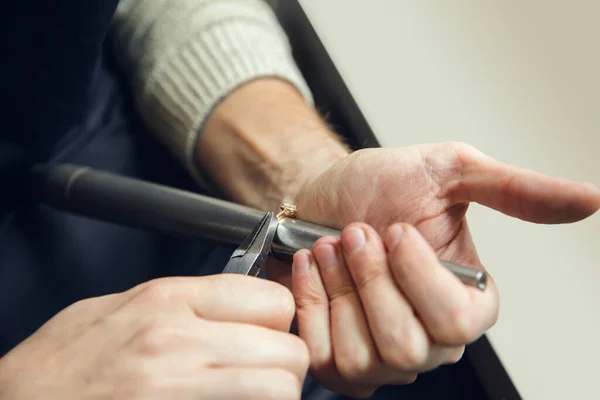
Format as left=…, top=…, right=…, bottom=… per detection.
left=29, top=164, right=487, bottom=290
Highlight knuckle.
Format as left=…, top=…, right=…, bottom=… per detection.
left=350, top=263, right=390, bottom=292
left=294, top=285, right=328, bottom=309
left=450, top=141, right=478, bottom=154
left=304, top=341, right=335, bottom=375
left=335, top=347, right=376, bottom=382
left=452, top=311, right=477, bottom=343
left=265, top=281, right=296, bottom=321
left=380, top=326, right=428, bottom=370
left=289, top=335, right=311, bottom=372
left=448, top=141, right=488, bottom=166
left=399, top=345, right=428, bottom=371
left=134, top=278, right=181, bottom=306
left=61, top=297, right=93, bottom=316
left=344, top=251, right=389, bottom=292
left=134, top=320, right=177, bottom=356
left=401, top=373, right=419, bottom=384
left=445, top=346, right=466, bottom=365
left=439, top=308, right=477, bottom=345
left=389, top=373, right=418, bottom=385
left=62, top=293, right=116, bottom=315
left=327, top=282, right=357, bottom=303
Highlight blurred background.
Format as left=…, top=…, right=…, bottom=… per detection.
left=299, top=1, right=600, bottom=399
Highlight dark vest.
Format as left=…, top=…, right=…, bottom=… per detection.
left=0, top=0, right=227, bottom=356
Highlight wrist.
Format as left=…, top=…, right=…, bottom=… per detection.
left=197, top=78, right=349, bottom=210
left=273, top=139, right=348, bottom=210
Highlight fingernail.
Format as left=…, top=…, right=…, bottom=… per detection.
left=384, top=224, right=404, bottom=250
left=342, top=227, right=366, bottom=252
left=293, top=251, right=310, bottom=276
left=314, top=244, right=338, bottom=269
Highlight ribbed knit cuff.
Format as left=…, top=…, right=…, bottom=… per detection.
left=138, top=19, right=313, bottom=190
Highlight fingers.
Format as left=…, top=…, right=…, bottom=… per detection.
left=129, top=315, right=309, bottom=383
left=130, top=365, right=304, bottom=400
left=120, top=275, right=296, bottom=332
left=314, top=238, right=418, bottom=386
left=338, top=225, right=428, bottom=370
left=311, top=238, right=383, bottom=382
left=384, top=223, right=499, bottom=346
left=291, top=223, right=486, bottom=394
left=291, top=249, right=336, bottom=377
left=292, top=249, right=380, bottom=397
left=339, top=224, right=462, bottom=371
left=446, top=143, right=600, bottom=223
left=199, top=320, right=310, bottom=380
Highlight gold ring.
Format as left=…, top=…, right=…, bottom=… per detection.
left=276, top=203, right=297, bottom=221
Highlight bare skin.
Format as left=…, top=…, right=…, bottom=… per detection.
left=198, top=78, right=600, bottom=397
left=0, top=276, right=309, bottom=400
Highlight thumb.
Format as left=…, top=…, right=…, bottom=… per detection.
left=446, top=144, right=600, bottom=224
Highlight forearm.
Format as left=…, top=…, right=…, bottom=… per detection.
left=110, top=0, right=314, bottom=189
left=197, top=78, right=350, bottom=210
left=110, top=0, right=350, bottom=208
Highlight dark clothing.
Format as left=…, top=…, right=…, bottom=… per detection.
left=0, top=2, right=487, bottom=399
left=1, top=1, right=121, bottom=184
left=0, top=0, right=231, bottom=357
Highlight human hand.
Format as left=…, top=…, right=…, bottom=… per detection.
left=291, top=222, right=498, bottom=398
left=294, top=142, right=600, bottom=239
left=197, top=77, right=599, bottom=395
left=270, top=142, right=600, bottom=396
left=0, top=276, right=309, bottom=400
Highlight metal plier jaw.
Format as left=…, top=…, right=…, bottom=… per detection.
left=222, top=212, right=279, bottom=276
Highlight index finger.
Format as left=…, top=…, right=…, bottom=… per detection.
left=120, top=275, right=296, bottom=332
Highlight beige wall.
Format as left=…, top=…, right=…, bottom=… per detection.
left=301, top=1, right=600, bottom=399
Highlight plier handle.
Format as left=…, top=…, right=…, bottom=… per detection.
left=221, top=212, right=279, bottom=276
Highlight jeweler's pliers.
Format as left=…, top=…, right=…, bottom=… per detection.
left=221, top=212, right=279, bottom=276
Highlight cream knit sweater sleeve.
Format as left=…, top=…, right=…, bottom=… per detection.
left=110, top=0, right=313, bottom=184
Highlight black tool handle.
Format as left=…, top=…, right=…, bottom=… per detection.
left=30, top=164, right=263, bottom=245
